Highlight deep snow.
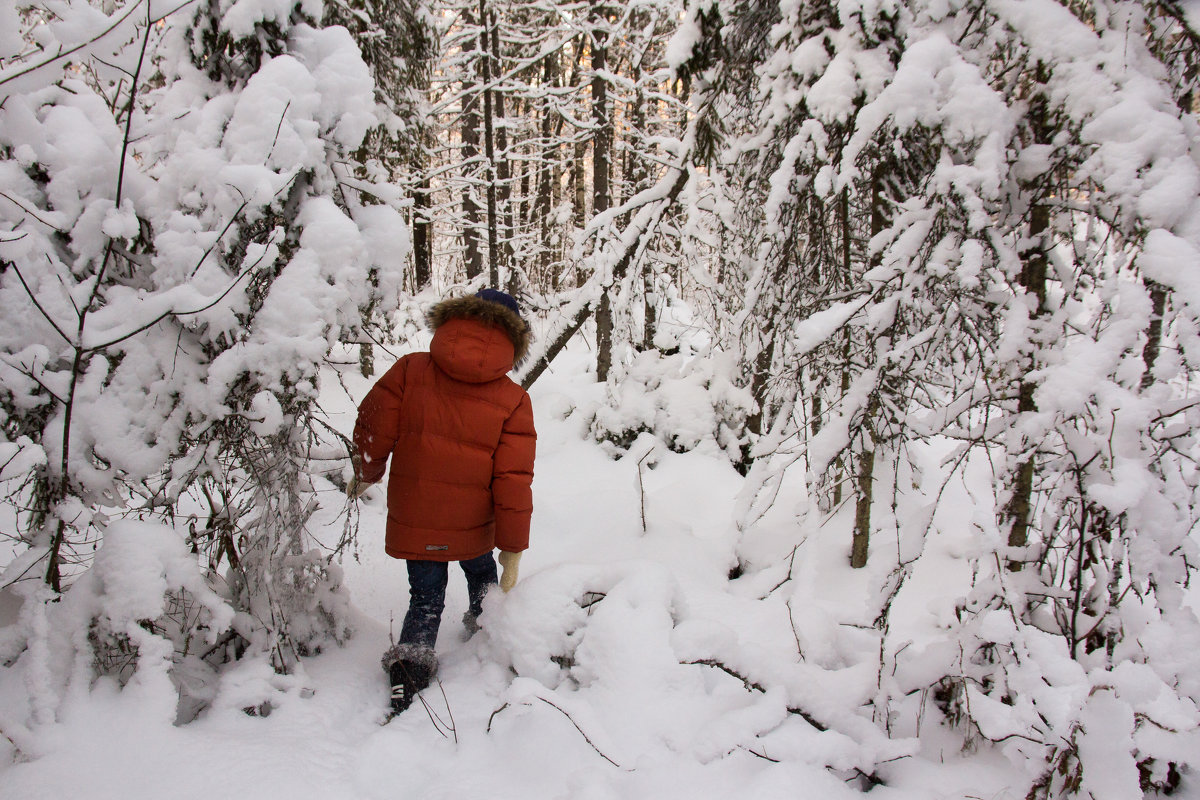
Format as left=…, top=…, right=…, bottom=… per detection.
left=0, top=337, right=1182, bottom=800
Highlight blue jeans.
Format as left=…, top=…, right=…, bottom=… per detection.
left=399, top=551, right=498, bottom=651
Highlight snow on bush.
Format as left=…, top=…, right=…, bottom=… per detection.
left=480, top=558, right=914, bottom=778
left=0, top=0, right=405, bottom=704
left=0, top=520, right=235, bottom=753
left=912, top=585, right=1200, bottom=797
left=588, top=349, right=753, bottom=463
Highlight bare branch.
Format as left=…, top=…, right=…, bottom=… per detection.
left=84, top=236, right=275, bottom=353
left=536, top=697, right=624, bottom=769
left=5, top=260, right=73, bottom=346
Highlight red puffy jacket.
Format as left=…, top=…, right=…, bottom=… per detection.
left=353, top=295, right=536, bottom=561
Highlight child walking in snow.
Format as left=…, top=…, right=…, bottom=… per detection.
left=348, top=289, right=536, bottom=715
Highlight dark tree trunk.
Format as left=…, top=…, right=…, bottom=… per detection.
left=849, top=167, right=889, bottom=569
left=413, top=174, right=433, bottom=289
left=592, top=14, right=617, bottom=382
left=1141, top=280, right=1167, bottom=390
left=850, top=410, right=877, bottom=570
left=535, top=54, right=556, bottom=285
left=834, top=188, right=854, bottom=511
left=628, top=63, right=655, bottom=351
left=746, top=333, right=777, bottom=437
left=489, top=8, right=514, bottom=278
left=1006, top=62, right=1052, bottom=569
left=480, top=0, right=500, bottom=288
left=461, top=7, right=484, bottom=280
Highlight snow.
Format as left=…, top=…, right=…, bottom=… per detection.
left=8, top=324, right=1187, bottom=798
left=0, top=0, right=20, bottom=59
left=4, top=0, right=1200, bottom=793
left=0, top=339, right=1063, bottom=800
left=663, top=0, right=711, bottom=75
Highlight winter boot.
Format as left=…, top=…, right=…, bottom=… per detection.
left=381, top=644, right=438, bottom=716
left=461, top=611, right=481, bottom=640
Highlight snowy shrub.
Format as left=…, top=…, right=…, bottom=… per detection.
left=480, top=559, right=914, bottom=780
left=588, top=349, right=753, bottom=463
left=682, top=0, right=1200, bottom=793
left=917, top=578, right=1200, bottom=798
left=0, top=0, right=407, bottom=708
left=0, top=521, right=235, bottom=743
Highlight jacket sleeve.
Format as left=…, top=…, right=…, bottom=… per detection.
left=492, top=391, right=536, bottom=552
left=352, top=357, right=409, bottom=483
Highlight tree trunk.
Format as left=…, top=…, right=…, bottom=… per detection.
left=461, top=7, right=484, bottom=280
left=848, top=169, right=889, bottom=568
left=850, top=416, right=877, bottom=569
left=592, top=14, right=616, bottom=382
left=833, top=188, right=854, bottom=511
left=833, top=337, right=849, bottom=509
left=590, top=26, right=610, bottom=218
left=642, top=265, right=657, bottom=351
left=746, top=333, right=777, bottom=436
left=1141, top=279, right=1167, bottom=390
left=413, top=173, right=432, bottom=288
left=489, top=7, right=514, bottom=279
left=1006, top=61, right=1052, bottom=568
left=572, top=138, right=586, bottom=286
left=480, top=0, right=500, bottom=288
left=535, top=54, right=556, bottom=286
left=628, top=64, right=655, bottom=351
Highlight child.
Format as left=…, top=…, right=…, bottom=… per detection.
left=349, top=289, right=536, bottom=714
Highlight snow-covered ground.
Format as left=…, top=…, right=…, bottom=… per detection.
left=0, top=338, right=1173, bottom=800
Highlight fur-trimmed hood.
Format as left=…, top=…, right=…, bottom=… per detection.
left=427, top=294, right=532, bottom=368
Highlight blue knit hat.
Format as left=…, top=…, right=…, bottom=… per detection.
left=475, top=288, right=521, bottom=317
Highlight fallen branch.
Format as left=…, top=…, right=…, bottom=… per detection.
left=685, top=658, right=828, bottom=732
left=537, top=697, right=624, bottom=769
left=518, top=301, right=594, bottom=390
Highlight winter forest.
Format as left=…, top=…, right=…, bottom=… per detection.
left=3, top=0, right=1200, bottom=796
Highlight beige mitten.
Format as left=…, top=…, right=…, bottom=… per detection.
left=498, top=550, right=522, bottom=592
left=346, top=476, right=372, bottom=500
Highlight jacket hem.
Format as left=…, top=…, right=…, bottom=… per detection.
left=384, top=543, right=494, bottom=562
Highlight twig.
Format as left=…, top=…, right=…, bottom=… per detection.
left=0, top=190, right=63, bottom=230
left=764, top=544, right=800, bottom=597
left=188, top=198, right=250, bottom=278
left=580, top=591, right=606, bottom=613
left=486, top=702, right=509, bottom=733
left=0, top=718, right=30, bottom=759
left=0, top=547, right=50, bottom=591
left=536, top=697, right=623, bottom=769
left=266, top=101, right=292, bottom=160
left=416, top=678, right=457, bottom=742
left=5, top=356, right=68, bottom=405
left=686, top=658, right=766, bottom=694
left=785, top=597, right=804, bottom=658
left=636, top=446, right=654, bottom=533
left=113, top=0, right=153, bottom=207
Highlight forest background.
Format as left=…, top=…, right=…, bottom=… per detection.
left=3, top=0, right=1200, bottom=796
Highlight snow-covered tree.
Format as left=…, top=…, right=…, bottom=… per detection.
left=673, top=0, right=1200, bottom=792
left=0, top=0, right=409, bottom=724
